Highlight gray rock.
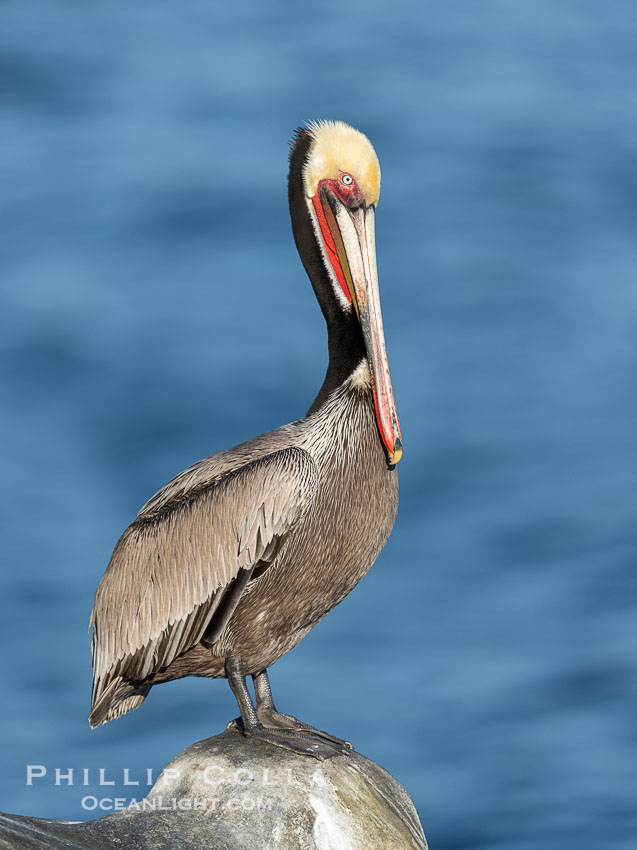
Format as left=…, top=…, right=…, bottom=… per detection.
left=0, top=730, right=427, bottom=849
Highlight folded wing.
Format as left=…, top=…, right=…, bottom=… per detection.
left=89, top=446, right=316, bottom=724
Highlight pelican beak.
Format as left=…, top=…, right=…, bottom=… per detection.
left=314, top=188, right=402, bottom=466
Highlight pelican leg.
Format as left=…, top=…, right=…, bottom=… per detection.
left=252, top=668, right=353, bottom=750
left=224, top=657, right=343, bottom=760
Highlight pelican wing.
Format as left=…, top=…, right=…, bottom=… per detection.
left=90, top=446, right=316, bottom=712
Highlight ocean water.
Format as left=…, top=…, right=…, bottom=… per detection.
left=1, top=2, right=636, bottom=847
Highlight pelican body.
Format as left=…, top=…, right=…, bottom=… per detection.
left=90, top=121, right=402, bottom=757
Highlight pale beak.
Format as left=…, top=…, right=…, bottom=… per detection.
left=319, top=189, right=402, bottom=466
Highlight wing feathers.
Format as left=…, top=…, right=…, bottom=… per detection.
left=90, top=447, right=316, bottom=713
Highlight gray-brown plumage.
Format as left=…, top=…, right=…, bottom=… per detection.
left=90, top=121, right=402, bottom=757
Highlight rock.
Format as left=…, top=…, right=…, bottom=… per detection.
left=0, top=730, right=427, bottom=849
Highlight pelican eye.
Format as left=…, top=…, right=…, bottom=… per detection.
left=341, top=174, right=353, bottom=185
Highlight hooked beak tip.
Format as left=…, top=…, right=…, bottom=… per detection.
left=388, top=444, right=403, bottom=466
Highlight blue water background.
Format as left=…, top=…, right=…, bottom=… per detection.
left=1, top=2, right=636, bottom=847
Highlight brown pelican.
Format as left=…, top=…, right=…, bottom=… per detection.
left=89, top=120, right=402, bottom=758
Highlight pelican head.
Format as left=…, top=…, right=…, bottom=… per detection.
left=293, top=120, right=402, bottom=466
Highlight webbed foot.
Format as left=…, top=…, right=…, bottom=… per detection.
left=256, top=705, right=353, bottom=750
left=226, top=717, right=346, bottom=760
